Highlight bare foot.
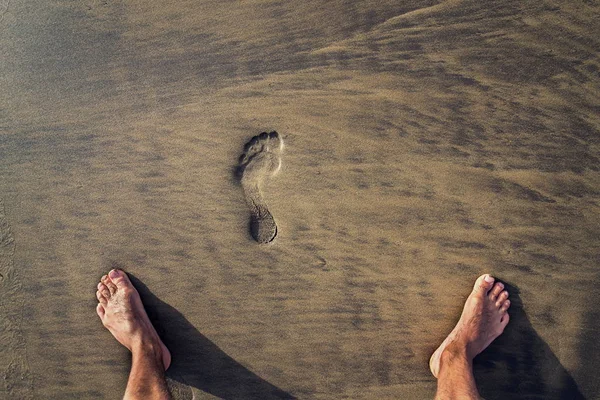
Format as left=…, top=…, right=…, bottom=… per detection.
left=429, top=274, right=510, bottom=378
left=96, top=269, right=171, bottom=370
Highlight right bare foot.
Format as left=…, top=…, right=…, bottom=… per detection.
left=96, top=269, right=171, bottom=370
left=429, top=274, right=510, bottom=378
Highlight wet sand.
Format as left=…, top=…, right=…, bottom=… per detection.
left=1, top=0, right=599, bottom=399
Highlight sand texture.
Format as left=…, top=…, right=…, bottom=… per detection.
left=1, top=0, right=599, bottom=399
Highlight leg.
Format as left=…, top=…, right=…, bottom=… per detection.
left=96, top=269, right=172, bottom=400
left=434, top=344, right=479, bottom=400
left=430, top=274, right=511, bottom=399
left=124, top=343, right=170, bottom=400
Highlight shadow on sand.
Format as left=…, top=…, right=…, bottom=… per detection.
left=474, top=282, right=585, bottom=400
left=127, top=274, right=296, bottom=400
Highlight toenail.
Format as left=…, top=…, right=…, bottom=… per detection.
left=109, top=269, right=120, bottom=279
left=484, top=275, right=494, bottom=283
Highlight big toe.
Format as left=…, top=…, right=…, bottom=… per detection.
left=108, top=269, right=131, bottom=289
left=473, top=274, right=495, bottom=296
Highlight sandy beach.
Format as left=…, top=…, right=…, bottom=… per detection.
left=1, top=0, right=599, bottom=398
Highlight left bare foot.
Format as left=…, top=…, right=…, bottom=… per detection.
left=96, top=269, right=171, bottom=370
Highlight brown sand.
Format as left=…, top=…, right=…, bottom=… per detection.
left=1, top=0, right=599, bottom=399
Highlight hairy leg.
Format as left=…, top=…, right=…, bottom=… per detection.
left=124, top=342, right=170, bottom=400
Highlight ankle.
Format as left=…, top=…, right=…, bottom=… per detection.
left=131, top=335, right=164, bottom=366
left=439, top=341, right=471, bottom=372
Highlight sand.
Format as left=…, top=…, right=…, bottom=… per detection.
left=0, top=0, right=599, bottom=399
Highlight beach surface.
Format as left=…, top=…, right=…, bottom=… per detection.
left=1, top=0, right=599, bottom=398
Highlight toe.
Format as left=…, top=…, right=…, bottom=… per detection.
left=105, top=278, right=118, bottom=295
left=98, top=283, right=110, bottom=299
left=473, top=274, right=495, bottom=295
left=500, top=299, right=511, bottom=313
left=258, top=131, right=269, bottom=141
left=489, top=282, right=505, bottom=301
left=501, top=311, right=510, bottom=327
left=108, top=269, right=131, bottom=289
left=96, top=303, right=105, bottom=319
left=496, top=291, right=509, bottom=307
left=100, top=275, right=113, bottom=291
left=96, top=290, right=107, bottom=305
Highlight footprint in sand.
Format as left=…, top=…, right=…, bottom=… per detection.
left=237, top=131, right=283, bottom=244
